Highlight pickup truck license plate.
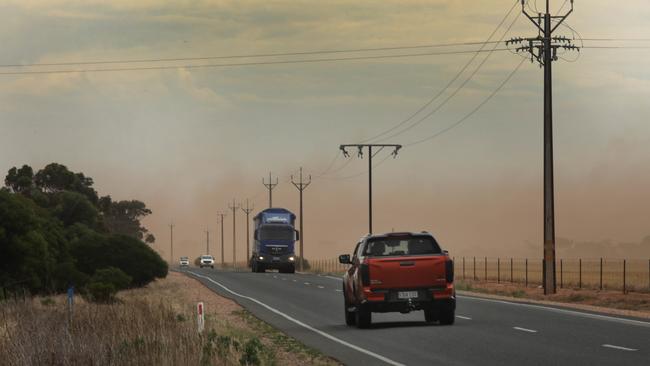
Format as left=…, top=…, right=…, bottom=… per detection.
left=272, top=257, right=280, bottom=261
left=398, top=291, right=418, bottom=299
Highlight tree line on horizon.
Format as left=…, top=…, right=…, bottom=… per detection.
left=0, top=163, right=167, bottom=300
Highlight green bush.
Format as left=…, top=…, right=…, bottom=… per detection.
left=86, top=282, right=117, bottom=303
left=91, top=267, right=132, bottom=291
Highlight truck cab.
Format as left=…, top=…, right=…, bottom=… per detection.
left=339, top=231, right=455, bottom=328
left=251, top=208, right=299, bottom=273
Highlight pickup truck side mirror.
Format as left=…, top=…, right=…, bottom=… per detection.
left=443, top=250, right=449, bottom=255
left=338, top=254, right=352, bottom=265
left=295, top=230, right=300, bottom=241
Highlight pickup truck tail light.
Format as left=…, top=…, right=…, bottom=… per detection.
left=360, top=263, right=370, bottom=286
left=445, top=259, right=454, bottom=283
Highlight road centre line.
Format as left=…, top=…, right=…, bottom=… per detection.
left=188, top=271, right=405, bottom=366
left=459, top=295, right=650, bottom=328
left=601, top=344, right=638, bottom=352
left=513, top=327, right=537, bottom=333
left=304, top=282, right=311, bottom=285
left=317, top=285, right=325, bottom=289
left=456, top=315, right=472, bottom=320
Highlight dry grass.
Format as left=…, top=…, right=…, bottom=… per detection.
left=456, top=280, right=650, bottom=318
left=0, top=272, right=339, bottom=366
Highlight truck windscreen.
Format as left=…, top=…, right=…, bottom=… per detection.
left=363, top=237, right=442, bottom=257
left=259, top=225, right=294, bottom=241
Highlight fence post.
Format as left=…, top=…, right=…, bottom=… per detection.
left=463, top=257, right=466, bottom=280
left=473, top=257, right=477, bottom=280
left=623, top=259, right=626, bottom=294
left=484, top=257, right=487, bottom=281
left=560, top=258, right=564, bottom=288
left=525, top=258, right=528, bottom=287
left=579, top=258, right=582, bottom=289
left=497, top=258, right=500, bottom=284
left=510, top=258, right=513, bottom=283
left=600, top=258, right=603, bottom=290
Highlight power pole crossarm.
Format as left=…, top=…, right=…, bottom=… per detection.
left=509, top=0, right=577, bottom=295
left=291, top=167, right=311, bottom=272
left=339, top=144, right=402, bottom=234
left=262, top=172, right=279, bottom=208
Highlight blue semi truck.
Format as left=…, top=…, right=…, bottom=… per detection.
left=250, top=208, right=299, bottom=273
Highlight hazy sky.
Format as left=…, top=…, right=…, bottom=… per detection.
left=1, top=1, right=649, bottom=262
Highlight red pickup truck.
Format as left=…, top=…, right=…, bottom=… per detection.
left=339, top=232, right=455, bottom=328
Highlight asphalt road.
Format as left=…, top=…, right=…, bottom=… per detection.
left=184, top=268, right=649, bottom=366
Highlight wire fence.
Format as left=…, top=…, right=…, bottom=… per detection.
left=454, top=257, right=650, bottom=293
left=307, top=257, right=650, bottom=294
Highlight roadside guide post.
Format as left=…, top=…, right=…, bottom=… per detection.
left=67, top=285, right=74, bottom=332
left=197, top=302, right=205, bottom=334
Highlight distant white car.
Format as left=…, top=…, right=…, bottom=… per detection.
left=199, top=255, right=215, bottom=269
left=179, top=256, right=190, bottom=267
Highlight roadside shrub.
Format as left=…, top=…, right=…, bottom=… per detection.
left=72, top=234, right=167, bottom=287
left=86, top=282, right=117, bottom=303
left=92, top=267, right=132, bottom=291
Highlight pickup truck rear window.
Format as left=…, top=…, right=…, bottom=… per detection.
left=363, top=236, right=442, bottom=257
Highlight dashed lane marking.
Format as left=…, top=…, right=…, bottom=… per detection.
left=456, top=315, right=472, bottom=320
left=513, top=327, right=537, bottom=333
left=602, top=344, right=638, bottom=352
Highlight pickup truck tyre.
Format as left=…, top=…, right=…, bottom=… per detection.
left=439, top=301, right=455, bottom=325
left=343, top=290, right=356, bottom=326
left=211, top=265, right=214, bottom=269
left=424, top=307, right=436, bottom=323
left=355, top=304, right=372, bottom=329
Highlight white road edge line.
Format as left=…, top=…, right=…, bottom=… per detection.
left=602, top=344, right=638, bottom=352
left=188, top=271, right=405, bottom=366
left=459, top=295, right=650, bottom=328
left=513, top=326, right=537, bottom=333
left=456, top=315, right=472, bottom=320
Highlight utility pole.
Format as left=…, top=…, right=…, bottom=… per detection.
left=508, top=0, right=577, bottom=295
left=339, top=144, right=402, bottom=234
left=291, top=167, right=311, bottom=271
left=262, top=172, right=279, bottom=208
left=169, top=223, right=174, bottom=265
left=205, top=229, right=210, bottom=255
left=217, top=212, right=227, bottom=267
left=241, top=200, right=255, bottom=267
left=228, top=199, right=240, bottom=269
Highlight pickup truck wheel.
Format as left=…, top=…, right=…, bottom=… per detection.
left=343, top=291, right=356, bottom=326
left=439, top=301, right=455, bottom=325
left=424, top=307, right=436, bottom=323
left=355, top=304, right=371, bottom=329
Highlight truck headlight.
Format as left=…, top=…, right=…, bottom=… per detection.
left=259, top=256, right=264, bottom=260
left=289, top=256, right=295, bottom=262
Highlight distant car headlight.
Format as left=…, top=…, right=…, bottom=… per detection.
left=289, top=256, right=295, bottom=261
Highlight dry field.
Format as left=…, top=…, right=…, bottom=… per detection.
left=0, top=272, right=339, bottom=366
left=455, top=280, right=650, bottom=318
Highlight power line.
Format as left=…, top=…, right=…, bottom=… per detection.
left=0, top=41, right=506, bottom=69
left=0, top=48, right=513, bottom=76
left=405, top=57, right=526, bottom=147
left=376, top=11, right=522, bottom=143
left=357, top=0, right=521, bottom=144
